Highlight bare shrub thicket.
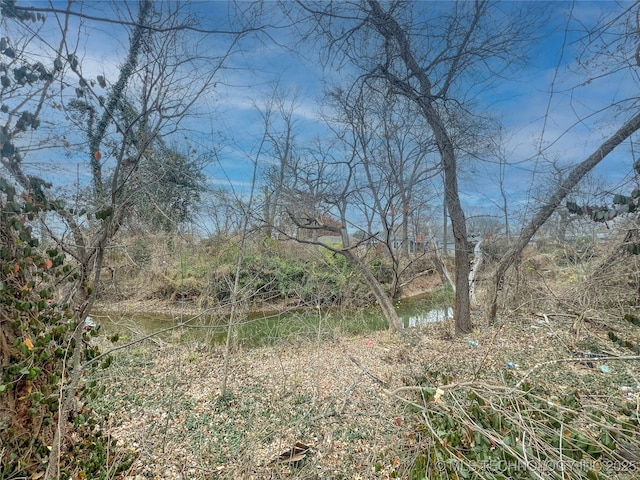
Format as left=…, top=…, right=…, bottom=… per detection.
left=567, top=229, right=640, bottom=319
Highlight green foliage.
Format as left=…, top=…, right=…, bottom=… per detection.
left=307, top=248, right=361, bottom=302
left=108, top=233, right=377, bottom=311
left=567, top=186, right=640, bottom=224
left=67, top=83, right=207, bottom=232
left=404, top=370, right=639, bottom=480
left=627, top=242, right=640, bottom=255
left=567, top=191, right=640, bottom=255
left=0, top=181, right=131, bottom=477
left=240, top=252, right=306, bottom=300
left=607, top=331, right=640, bottom=354
left=371, top=256, right=394, bottom=284
left=0, top=19, right=58, bottom=169
left=237, top=244, right=363, bottom=306
left=102, top=142, right=207, bottom=233
left=0, top=0, right=47, bottom=22
left=132, top=145, right=207, bottom=232
left=623, top=313, right=640, bottom=327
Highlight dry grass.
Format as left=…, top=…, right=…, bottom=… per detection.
left=89, top=309, right=639, bottom=479
left=86, top=235, right=640, bottom=479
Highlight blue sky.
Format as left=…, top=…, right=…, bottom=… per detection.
left=209, top=2, right=636, bottom=203
left=7, top=1, right=640, bottom=232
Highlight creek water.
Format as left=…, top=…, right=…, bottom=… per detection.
left=93, top=289, right=452, bottom=347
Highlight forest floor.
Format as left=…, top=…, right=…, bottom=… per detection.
left=90, top=307, right=640, bottom=479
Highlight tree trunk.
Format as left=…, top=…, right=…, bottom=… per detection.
left=443, top=143, right=472, bottom=334
left=417, top=97, right=471, bottom=333
left=431, top=245, right=456, bottom=292
left=469, top=239, right=484, bottom=308
left=89, top=0, right=152, bottom=197
left=342, top=249, right=403, bottom=332
left=484, top=110, right=640, bottom=323
left=366, top=0, right=472, bottom=334
left=402, top=200, right=411, bottom=256
left=337, top=205, right=403, bottom=332
left=442, top=192, right=448, bottom=254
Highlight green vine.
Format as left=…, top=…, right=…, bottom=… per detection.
left=0, top=178, right=133, bottom=478
left=398, top=369, right=639, bottom=480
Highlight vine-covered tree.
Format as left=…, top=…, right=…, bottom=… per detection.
left=0, top=0, right=250, bottom=476
left=483, top=2, right=640, bottom=322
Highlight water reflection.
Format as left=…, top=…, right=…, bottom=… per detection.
left=92, top=307, right=388, bottom=347
left=405, top=307, right=453, bottom=328
left=93, top=288, right=453, bottom=345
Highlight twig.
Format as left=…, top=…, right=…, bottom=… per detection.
left=85, top=311, right=210, bottom=366
left=383, top=381, right=491, bottom=397
left=339, top=372, right=364, bottom=415
left=541, top=313, right=571, bottom=352
left=348, top=355, right=387, bottom=387
left=473, top=322, right=506, bottom=379
left=516, top=355, right=640, bottom=388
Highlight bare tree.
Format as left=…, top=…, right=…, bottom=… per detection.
left=484, top=111, right=640, bottom=322
left=324, top=86, right=442, bottom=296
left=258, top=87, right=302, bottom=239
left=483, top=2, right=640, bottom=322
left=202, top=186, right=247, bottom=238
left=0, top=1, right=253, bottom=476
left=263, top=124, right=405, bottom=331
left=293, top=0, right=541, bottom=334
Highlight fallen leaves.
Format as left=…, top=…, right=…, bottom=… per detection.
left=87, top=310, right=639, bottom=479
left=92, top=332, right=407, bottom=479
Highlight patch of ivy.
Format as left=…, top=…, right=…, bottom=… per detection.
left=0, top=180, right=134, bottom=477
left=403, top=371, right=639, bottom=479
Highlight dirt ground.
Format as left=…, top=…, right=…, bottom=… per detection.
left=90, top=310, right=640, bottom=479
